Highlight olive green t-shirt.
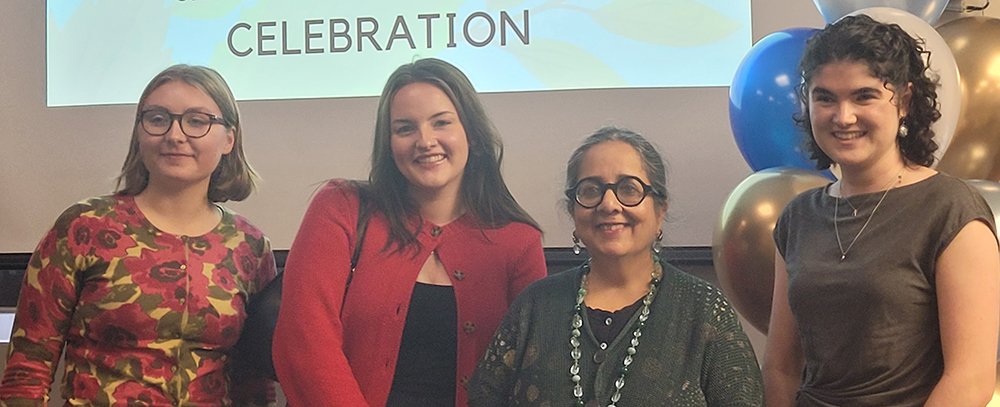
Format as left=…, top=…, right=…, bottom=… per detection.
left=774, top=173, right=995, bottom=406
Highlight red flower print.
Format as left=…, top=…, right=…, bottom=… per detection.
left=39, top=265, right=78, bottom=311
left=210, top=265, right=238, bottom=292
left=66, top=215, right=136, bottom=259
left=142, top=355, right=174, bottom=381
left=198, top=312, right=242, bottom=346
left=15, top=284, right=60, bottom=338
left=149, top=261, right=186, bottom=284
left=188, top=369, right=226, bottom=401
left=187, top=233, right=227, bottom=264
left=78, top=275, right=115, bottom=306
left=15, top=265, right=77, bottom=336
left=69, top=371, right=101, bottom=400
left=234, top=215, right=262, bottom=240
left=186, top=268, right=213, bottom=311
left=226, top=241, right=260, bottom=282
left=111, top=381, right=171, bottom=407
left=126, top=249, right=187, bottom=309
left=7, top=197, right=277, bottom=406
left=93, top=228, right=136, bottom=260
left=255, top=250, right=276, bottom=288
left=33, top=228, right=60, bottom=259
left=88, top=303, right=158, bottom=348
left=2, top=352, right=45, bottom=386
left=68, top=220, right=93, bottom=253
left=229, top=241, right=256, bottom=283
left=112, top=198, right=147, bottom=228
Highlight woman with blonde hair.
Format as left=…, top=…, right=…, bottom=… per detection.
left=1, top=64, right=276, bottom=406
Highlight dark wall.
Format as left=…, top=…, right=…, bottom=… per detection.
left=0, top=247, right=713, bottom=307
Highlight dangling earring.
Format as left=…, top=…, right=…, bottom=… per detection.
left=898, top=122, right=908, bottom=138
left=572, top=231, right=582, bottom=255
left=652, top=230, right=664, bottom=254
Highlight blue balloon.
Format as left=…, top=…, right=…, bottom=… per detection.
left=729, top=28, right=831, bottom=177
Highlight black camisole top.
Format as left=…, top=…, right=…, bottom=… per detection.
left=385, top=282, right=458, bottom=407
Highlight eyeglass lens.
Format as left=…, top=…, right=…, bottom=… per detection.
left=575, top=177, right=648, bottom=208
left=141, top=110, right=216, bottom=138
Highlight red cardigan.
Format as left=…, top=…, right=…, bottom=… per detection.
left=273, top=180, right=546, bottom=407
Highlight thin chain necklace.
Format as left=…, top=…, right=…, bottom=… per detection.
left=834, top=167, right=905, bottom=261
left=841, top=195, right=866, bottom=217
left=570, top=259, right=662, bottom=407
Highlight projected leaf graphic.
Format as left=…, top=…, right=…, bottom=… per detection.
left=46, top=0, right=751, bottom=104
left=505, top=38, right=627, bottom=89
left=167, top=0, right=244, bottom=20
left=487, top=0, right=527, bottom=11
left=589, top=0, right=741, bottom=47
left=47, top=0, right=173, bottom=105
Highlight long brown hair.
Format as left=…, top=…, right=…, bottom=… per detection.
left=368, top=58, right=540, bottom=254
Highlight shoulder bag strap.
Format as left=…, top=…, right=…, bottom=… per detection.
left=342, top=192, right=371, bottom=308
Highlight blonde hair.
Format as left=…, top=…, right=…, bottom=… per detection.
left=116, top=64, right=256, bottom=202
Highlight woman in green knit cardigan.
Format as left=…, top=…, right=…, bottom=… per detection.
left=468, top=126, right=763, bottom=407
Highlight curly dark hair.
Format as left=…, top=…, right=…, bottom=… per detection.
left=795, top=14, right=940, bottom=170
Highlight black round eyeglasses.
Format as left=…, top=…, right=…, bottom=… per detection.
left=567, top=176, right=663, bottom=209
left=138, top=109, right=226, bottom=138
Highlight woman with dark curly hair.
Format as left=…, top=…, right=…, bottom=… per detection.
left=764, top=15, right=999, bottom=407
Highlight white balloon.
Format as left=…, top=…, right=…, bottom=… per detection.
left=846, top=7, right=961, bottom=166
left=814, top=0, right=949, bottom=25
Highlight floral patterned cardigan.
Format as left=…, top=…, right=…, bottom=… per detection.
left=0, top=195, right=277, bottom=407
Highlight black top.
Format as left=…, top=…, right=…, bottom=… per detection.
left=587, top=297, right=644, bottom=346
left=386, top=282, right=458, bottom=406
left=774, top=173, right=996, bottom=407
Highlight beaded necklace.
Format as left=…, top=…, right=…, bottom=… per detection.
left=570, top=259, right=662, bottom=407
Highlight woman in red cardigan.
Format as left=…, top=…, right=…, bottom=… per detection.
left=273, top=58, right=547, bottom=407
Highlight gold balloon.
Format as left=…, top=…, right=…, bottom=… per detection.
left=965, top=179, right=1000, bottom=233
left=712, top=167, right=830, bottom=334
left=935, top=17, right=1000, bottom=180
